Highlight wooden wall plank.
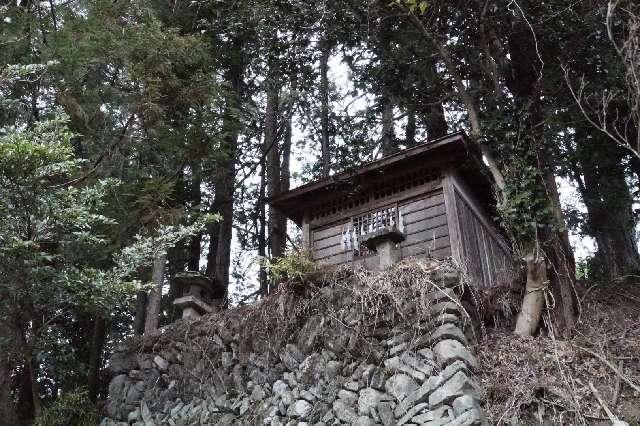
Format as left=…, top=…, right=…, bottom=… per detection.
left=456, top=192, right=483, bottom=287
left=401, top=243, right=451, bottom=259
left=313, top=243, right=344, bottom=260
left=312, top=222, right=349, bottom=264
left=314, top=233, right=344, bottom=250
left=400, top=192, right=444, bottom=215
left=442, top=173, right=462, bottom=265
left=474, top=218, right=491, bottom=287
left=401, top=225, right=450, bottom=247
left=313, top=222, right=348, bottom=241
left=403, top=214, right=448, bottom=235
left=481, top=226, right=497, bottom=286
left=450, top=173, right=511, bottom=254
left=403, top=204, right=446, bottom=225
left=302, top=218, right=311, bottom=250
left=309, top=184, right=462, bottom=269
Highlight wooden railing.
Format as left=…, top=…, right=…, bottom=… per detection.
left=341, top=204, right=405, bottom=252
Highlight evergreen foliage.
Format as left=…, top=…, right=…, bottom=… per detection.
left=0, top=0, right=638, bottom=421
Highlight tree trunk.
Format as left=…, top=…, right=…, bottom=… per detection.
left=144, top=251, right=167, bottom=335
left=265, top=72, right=286, bottom=260
left=424, top=57, right=448, bottom=139
left=187, top=161, right=202, bottom=272
left=405, top=14, right=506, bottom=193
left=25, top=353, right=40, bottom=419
left=133, top=291, right=147, bottom=336
left=274, top=112, right=291, bottom=255
left=319, top=38, right=331, bottom=177
left=577, top=131, right=640, bottom=279
left=515, top=253, right=547, bottom=337
left=87, top=316, right=106, bottom=402
left=205, top=221, right=219, bottom=279
left=12, top=276, right=41, bottom=420
left=0, top=324, right=16, bottom=423
left=258, top=158, right=268, bottom=296
left=209, top=37, right=245, bottom=299
left=15, top=362, right=35, bottom=423
left=380, top=96, right=396, bottom=156
left=425, top=100, right=448, bottom=140
left=405, top=108, right=417, bottom=146
left=0, top=362, right=14, bottom=425
left=539, top=147, right=578, bottom=333
left=505, top=14, right=578, bottom=335
left=15, top=329, right=40, bottom=420
left=282, top=115, right=292, bottom=194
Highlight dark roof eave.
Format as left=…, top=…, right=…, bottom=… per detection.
left=269, top=132, right=467, bottom=203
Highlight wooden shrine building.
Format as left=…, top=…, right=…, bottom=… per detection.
left=268, top=133, right=515, bottom=288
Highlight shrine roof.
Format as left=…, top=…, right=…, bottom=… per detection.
left=268, top=132, right=491, bottom=225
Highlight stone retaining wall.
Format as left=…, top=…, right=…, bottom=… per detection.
left=101, top=262, right=486, bottom=425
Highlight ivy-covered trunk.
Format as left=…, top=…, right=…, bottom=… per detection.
left=506, top=13, right=578, bottom=336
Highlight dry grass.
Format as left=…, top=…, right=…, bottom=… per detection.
left=146, top=259, right=464, bottom=361
left=476, top=280, right=640, bottom=425
left=141, top=260, right=640, bottom=425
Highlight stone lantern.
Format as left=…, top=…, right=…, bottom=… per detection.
left=360, top=224, right=406, bottom=269
left=172, top=272, right=224, bottom=320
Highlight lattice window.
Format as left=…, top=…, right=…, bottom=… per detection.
left=340, top=204, right=405, bottom=256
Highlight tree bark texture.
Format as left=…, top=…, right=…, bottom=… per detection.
left=133, top=290, right=147, bottom=336
left=0, top=324, right=16, bottom=424
left=265, top=76, right=286, bottom=260
left=87, top=316, right=106, bottom=402
left=282, top=115, right=292, bottom=194
left=405, top=109, right=417, bottom=146
left=406, top=13, right=507, bottom=193
left=577, top=131, right=640, bottom=279
left=14, top=328, right=40, bottom=420
left=380, top=96, right=396, bottom=156
left=10, top=264, right=41, bottom=421
left=505, top=13, right=578, bottom=334
left=319, top=38, right=331, bottom=177
left=15, top=363, right=36, bottom=423
left=258, top=159, right=268, bottom=296
left=209, top=37, right=246, bottom=299
left=423, top=57, right=448, bottom=139
left=144, top=251, right=167, bottom=335
left=187, top=161, right=202, bottom=272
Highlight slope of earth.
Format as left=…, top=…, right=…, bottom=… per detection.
left=476, top=280, right=640, bottom=425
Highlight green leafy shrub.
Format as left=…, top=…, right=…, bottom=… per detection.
left=36, top=388, right=99, bottom=426
left=263, top=250, right=318, bottom=282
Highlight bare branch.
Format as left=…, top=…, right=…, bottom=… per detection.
left=562, top=2, right=639, bottom=160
